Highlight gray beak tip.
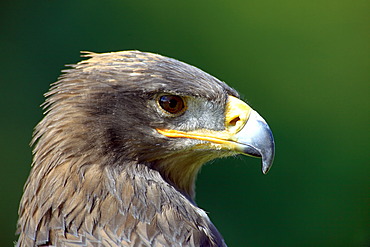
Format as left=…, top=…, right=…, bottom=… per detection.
left=235, top=110, right=275, bottom=174
left=261, top=131, right=275, bottom=174
left=262, top=155, right=274, bottom=174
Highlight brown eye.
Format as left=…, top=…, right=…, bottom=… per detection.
left=158, top=95, right=185, bottom=115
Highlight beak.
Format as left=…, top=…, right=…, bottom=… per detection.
left=157, top=96, right=275, bottom=174
left=234, top=109, right=275, bottom=174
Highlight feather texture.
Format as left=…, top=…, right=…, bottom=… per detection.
left=16, top=51, right=238, bottom=246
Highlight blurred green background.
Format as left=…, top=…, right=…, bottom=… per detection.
left=1, top=0, right=368, bottom=246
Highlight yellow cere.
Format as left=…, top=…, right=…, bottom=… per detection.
left=156, top=95, right=252, bottom=147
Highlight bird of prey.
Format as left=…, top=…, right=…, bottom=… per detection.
left=16, top=51, right=274, bottom=247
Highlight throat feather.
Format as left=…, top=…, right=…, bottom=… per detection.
left=153, top=152, right=213, bottom=202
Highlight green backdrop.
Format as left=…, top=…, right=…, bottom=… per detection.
left=1, top=1, right=368, bottom=246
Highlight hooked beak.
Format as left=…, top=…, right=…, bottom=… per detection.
left=157, top=96, right=275, bottom=174
left=234, top=109, right=275, bottom=174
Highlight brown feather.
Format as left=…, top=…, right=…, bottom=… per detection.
left=16, top=51, right=234, bottom=246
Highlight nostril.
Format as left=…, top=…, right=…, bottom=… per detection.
left=229, top=116, right=240, bottom=126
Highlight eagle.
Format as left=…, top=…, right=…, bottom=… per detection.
left=16, top=51, right=274, bottom=246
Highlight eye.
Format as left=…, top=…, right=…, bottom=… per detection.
left=158, top=95, right=186, bottom=115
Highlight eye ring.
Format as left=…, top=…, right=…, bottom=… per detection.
left=158, top=95, right=186, bottom=115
